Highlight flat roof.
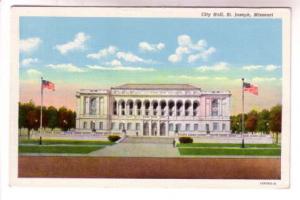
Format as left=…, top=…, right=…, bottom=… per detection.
left=111, top=84, right=200, bottom=90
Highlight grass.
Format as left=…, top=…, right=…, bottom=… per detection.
left=19, top=138, right=114, bottom=145
left=179, top=147, right=281, bottom=156
left=177, top=143, right=280, bottom=148
left=19, top=145, right=103, bottom=154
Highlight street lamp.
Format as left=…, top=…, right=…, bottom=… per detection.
left=266, top=122, right=269, bottom=134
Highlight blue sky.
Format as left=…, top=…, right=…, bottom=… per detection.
left=19, top=17, right=282, bottom=113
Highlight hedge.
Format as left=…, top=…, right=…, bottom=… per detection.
left=108, top=135, right=121, bottom=142
left=179, top=136, right=193, bottom=144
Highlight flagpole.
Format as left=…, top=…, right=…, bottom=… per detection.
left=40, top=77, right=43, bottom=135
left=241, top=78, right=245, bottom=148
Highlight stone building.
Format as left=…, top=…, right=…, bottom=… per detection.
left=75, top=84, right=231, bottom=136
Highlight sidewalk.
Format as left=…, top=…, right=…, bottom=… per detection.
left=89, top=143, right=179, bottom=157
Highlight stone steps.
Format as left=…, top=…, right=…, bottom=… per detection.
left=122, top=136, right=174, bottom=144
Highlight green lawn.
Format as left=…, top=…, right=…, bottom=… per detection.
left=19, top=138, right=113, bottom=145
left=19, top=145, right=103, bottom=154
left=177, top=143, right=280, bottom=148
left=179, top=147, right=281, bottom=156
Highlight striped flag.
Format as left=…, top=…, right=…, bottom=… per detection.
left=42, top=80, right=55, bottom=91
left=243, top=82, right=258, bottom=95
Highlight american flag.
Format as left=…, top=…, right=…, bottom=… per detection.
left=42, top=80, right=55, bottom=91
left=243, top=82, right=258, bottom=95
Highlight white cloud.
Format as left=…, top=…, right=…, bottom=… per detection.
left=214, top=76, right=229, bottom=80
left=252, top=77, right=277, bottom=83
left=242, top=65, right=263, bottom=71
left=21, top=58, right=39, bottom=66
left=116, top=51, right=146, bottom=63
left=195, top=62, right=230, bottom=72
left=265, top=65, right=280, bottom=71
left=105, top=59, right=122, bottom=66
left=242, top=64, right=281, bottom=71
left=168, top=75, right=209, bottom=80
left=87, top=65, right=155, bottom=72
left=178, top=35, right=192, bottom=47
left=87, top=46, right=117, bottom=59
left=168, top=34, right=215, bottom=63
left=20, top=37, right=42, bottom=53
left=47, top=63, right=85, bottom=72
left=55, top=32, right=89, bottom=54
left=139, top=42, right=165, bottom=52
left=168, top=54, right=182, bottom=63
left=26, top=69, right=42, bottom=77
left=188, top=47, right=216, bottom=63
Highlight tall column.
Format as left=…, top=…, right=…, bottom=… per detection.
left=96, top=97, right=100, bottom=115
left=142, top=102, right=146, bottom=116
left=158, top=121, right=160, bottom=136
left=173, top=104, right=176, bottom=117
left=85, top=97, right=90, bottom=115
left=141, top=121, right=144, bottom=136
left=181, top=103, right=185, bottom=117
left=134, top=101, right=138, bottom=115
left=218, top=99, right=222, bottom=116
left=149, top=121, right=152, bottom=136
left=118, top=102, right=122, bottom=116
left=157, top=103, right=161, bottom=117
left=80, top=95, right=84, bottom=115
left=189, top=104, right=193, bottom=116
left=149, top=103, right=153, bottom=116
left=125, top=102, right=128, bottom=116
left=166, top=121, right=169, bottom=136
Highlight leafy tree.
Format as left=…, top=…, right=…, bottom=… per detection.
left=269, top=105, right=282, bottom=144
left=47, top=106, right=58, bottom=130
left=257, top=109, right=270, bottom=134
left=230, top=115, right=241, bottom=133
left=245, top=110, right=258, bottom=134
left=58, top=107, right=69, bottom=131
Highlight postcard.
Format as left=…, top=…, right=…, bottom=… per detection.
left=10, top=7, right=290, bottom=188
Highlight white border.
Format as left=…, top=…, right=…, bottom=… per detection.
left=10, top=7, right=290, bottom=188
left=9, top=7, right=290, bottom=189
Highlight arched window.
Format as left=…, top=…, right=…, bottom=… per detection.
left=89, top=97, right=97, bottom=115
left=211, top=99, right=218, bottom=116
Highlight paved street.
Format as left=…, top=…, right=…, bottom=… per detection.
left=89, top=137, right=179, bottom=157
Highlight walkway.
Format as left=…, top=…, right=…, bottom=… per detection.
left=89, top=137, right=179, bottom=157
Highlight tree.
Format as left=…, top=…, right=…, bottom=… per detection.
left=26, top=109, right=39, bottom=139
left=245, top=110, right=258, bottom=134
left=230, top=115, right=241, bottom=133
left=47, top=106, right=58, bottom=130
left=257, top=109, right=270, bottom=134
left=58, top=107, right=70, bottom=131
left=269, top=105, right=282, bottom=144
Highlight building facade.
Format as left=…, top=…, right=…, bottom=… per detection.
left=75, top=84, right=231, bottom=136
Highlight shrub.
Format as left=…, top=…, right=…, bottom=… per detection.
left=108, top=135, right=121, bottom=142
left=179, top=136, right=193, bottom=144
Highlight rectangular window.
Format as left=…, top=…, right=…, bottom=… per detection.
left=175, top=124, right=181, bottom=132
left=185, top=124, right=190, bottom=131
left=83, top=122, right=87, bottom=129
left=111, top=122, right=115, bottom=130
left=222, top=123, right=226, bottom=131
left=99, top=122, right=103, bottom=130
left=169, top=123, right=174, bottom=131
left=194, top=124, right=198, bottom=131
left=127, top=123, right=132, bottom=130
left=119, top=123, right=124, bottom=130
left=213, top=122, right=219, bottom=131
left=206, top=124, right=210, bottom=133
left=136, top=123, right=140, bottom=130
